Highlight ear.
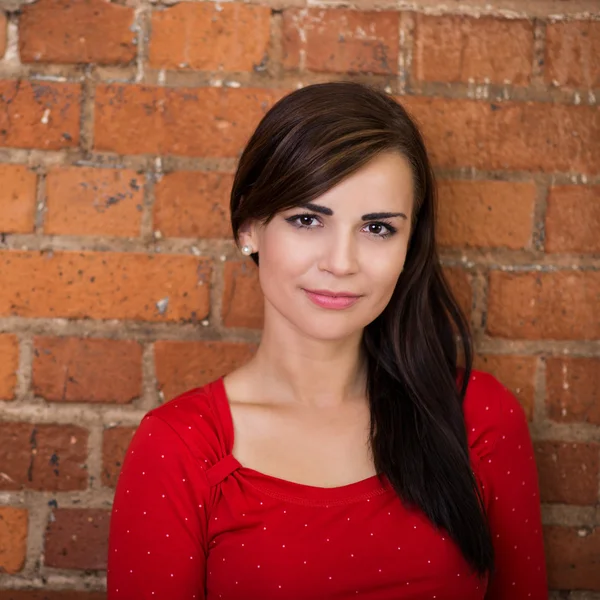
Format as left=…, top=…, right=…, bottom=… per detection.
left=238, top=219, right=259, bottom=254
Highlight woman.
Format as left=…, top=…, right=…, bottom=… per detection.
left=107, top=82, right=547, bottom=599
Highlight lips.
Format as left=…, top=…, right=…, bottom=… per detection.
left=302, top=288, right=363, bottom=310
left=303, top=289, right=362, bottom=298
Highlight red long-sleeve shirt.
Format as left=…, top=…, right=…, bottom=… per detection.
left=107, top=370, right=548, bottom=599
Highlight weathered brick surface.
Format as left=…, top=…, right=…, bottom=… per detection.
left=441, top=267, right=472, bottom=319
left=0, top=250, right=211, bottom=322
left=0, top=333, right=19, bottom=401
left=222, top=260, right=264, bottom=329
left=544, top=525, right=600, bottom=590
left=2, top=592, right=106, bottom=600
left=413, top=14, right=533, bottom=85
left=400, top=96, right=600, bottom=174
left=437, top=180, right=536, bottom=249
left=487, top=271, right=600, bottom=340
left=282, top=9, right=399, bottom=74
left=545, top=185, right=600, bottom=253
left=0, top=80, right=81, bottom=150
left=149, top=2, right=271, bottom=72
left=0, top=506, right=28, bottom=574
left=0, top=423, right=88, bottom=491
left=44, top=508, right=110, bottom=570
left=102, top=426, right=137, bottom=488
left=546, top=357, right=600, bottom=425
left=473, top=355, right=537, bottom=420
left=19, top=0, right=136, bottom=65
left=154, top=340, right=257, bottom=402
left=545, top=20, right=600, bottom=88
left=153, top=171, right=233, bottom=239
left=0, top=164, right=37, bottom=234
left=32, top=337, right=142, bottom=403
left=94, top=85, right=284, bottom=157
left=0, top=12, right=6, bottom=59
left=534, top=440, right=600, bottom=504
left=45, top=167, right=144, bottom=237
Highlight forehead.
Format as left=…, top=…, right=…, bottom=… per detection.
left=310, top=152, right=414, bottom=212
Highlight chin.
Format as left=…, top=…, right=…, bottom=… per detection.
left=291, top=310, right=372, bottom=342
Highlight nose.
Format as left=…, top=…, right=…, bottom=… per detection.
left=318, top=230, right=359, bottom=276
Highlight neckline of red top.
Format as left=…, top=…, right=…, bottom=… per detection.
left=208, top=377, right=394, bottom=506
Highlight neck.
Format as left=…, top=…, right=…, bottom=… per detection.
left=248, top=309, right=368, bottom=409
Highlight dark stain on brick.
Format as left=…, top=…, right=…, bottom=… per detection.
left=28, top=427, right=38, bottom=482
left=49, top=452, right=60, bottom=477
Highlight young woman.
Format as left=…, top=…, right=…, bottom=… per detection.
left=107, top=82, right=547, bottom=599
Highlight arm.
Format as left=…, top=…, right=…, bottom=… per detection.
left=107, top=414, right=209, bottom=599
left=482, top=387, right=548, bottom=599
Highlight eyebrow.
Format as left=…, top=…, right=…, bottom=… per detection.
left=302, top=202, right=408, bottom=221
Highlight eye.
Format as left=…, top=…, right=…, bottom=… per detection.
left=363, top=222, right=397, bottom=239
left=285, top=213, right=322, bottom=229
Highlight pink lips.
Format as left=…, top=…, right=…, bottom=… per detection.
left=303, top=289, right=362, bottom=310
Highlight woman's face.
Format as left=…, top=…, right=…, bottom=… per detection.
left=242, top=151, right=415, bottom=342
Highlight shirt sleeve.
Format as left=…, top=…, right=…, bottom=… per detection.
left=479, top=384, right=548, bottom=599
left=107, top=414, right=210, bottom=600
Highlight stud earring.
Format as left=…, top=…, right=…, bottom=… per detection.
left=241, top=245, right=253, bottom=256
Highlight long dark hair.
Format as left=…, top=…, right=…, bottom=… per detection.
left=229, top=81, right=494, bottom=577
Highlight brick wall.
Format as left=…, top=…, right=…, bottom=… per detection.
left=0, top=0, right=598, bottom=597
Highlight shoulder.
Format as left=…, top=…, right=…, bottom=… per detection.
left=461, top=369, right=530, bottom=462
left=138, top=377, right=232, bottom=466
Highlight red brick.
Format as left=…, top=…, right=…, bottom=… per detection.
left=45, top=167, right=144, bottom=237
left=535, top=440, right=599, bottom=505
left=413, top=14, right=533, bottom=85
left=544, top=525, right=600, bottom=590
left=487, top=271, right=600, bottom=340
left=0, top=250, right=211, bottom=322
left=0, top=80, right=80, bottom=150
left=472, top=355, right=537, bottom=420
left=32, top=337, right=142, bottom=403
left=19, top=0, right=135, bottom=65
left=545, top=185, right=600, bottom=253
left=442, top=267, right=472, bottom=318
left=0, top=506, right=27, bottom=574
left=149, top=2, right=270, bottom=72
left=546, top=357, right=600, bottom=425
left=0, top=12, right=7, bottom=60
left=45, top=508, right=109, bottom=570
left=154, top=340, right=256, bottom=402
left=437, top=180, right=535, bottom=249
left=283, top=9, right=398, bottom=75
left=400, top=96, right=600, bottom=174
left=2, top=593, right=106, bottom=600
left=94, top=84, right=283, bottom=158
left=545, top=20, right=600, bottom=88
left=102, top=426, right=136, bottom=488
left=0, top=423, right=88, bottom=491
left=222, top=260, right=263, bottom=329
left=0, top=164, right=37, bottom=234
left=153, top=171, right=233, bottom=239
left=0, top=333, right=19, bottom=401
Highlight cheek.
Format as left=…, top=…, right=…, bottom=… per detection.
left=365, top=246, right=406, bottom=285
left=257, top=229, right=311, bottom=287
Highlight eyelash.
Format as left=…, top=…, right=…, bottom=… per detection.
left=285, top=213, right=397, bottom=239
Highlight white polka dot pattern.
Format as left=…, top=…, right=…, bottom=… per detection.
left=107, top=371, right=548, bottom=599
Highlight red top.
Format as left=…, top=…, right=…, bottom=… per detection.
left=107, top=370, right=548, bottom=599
